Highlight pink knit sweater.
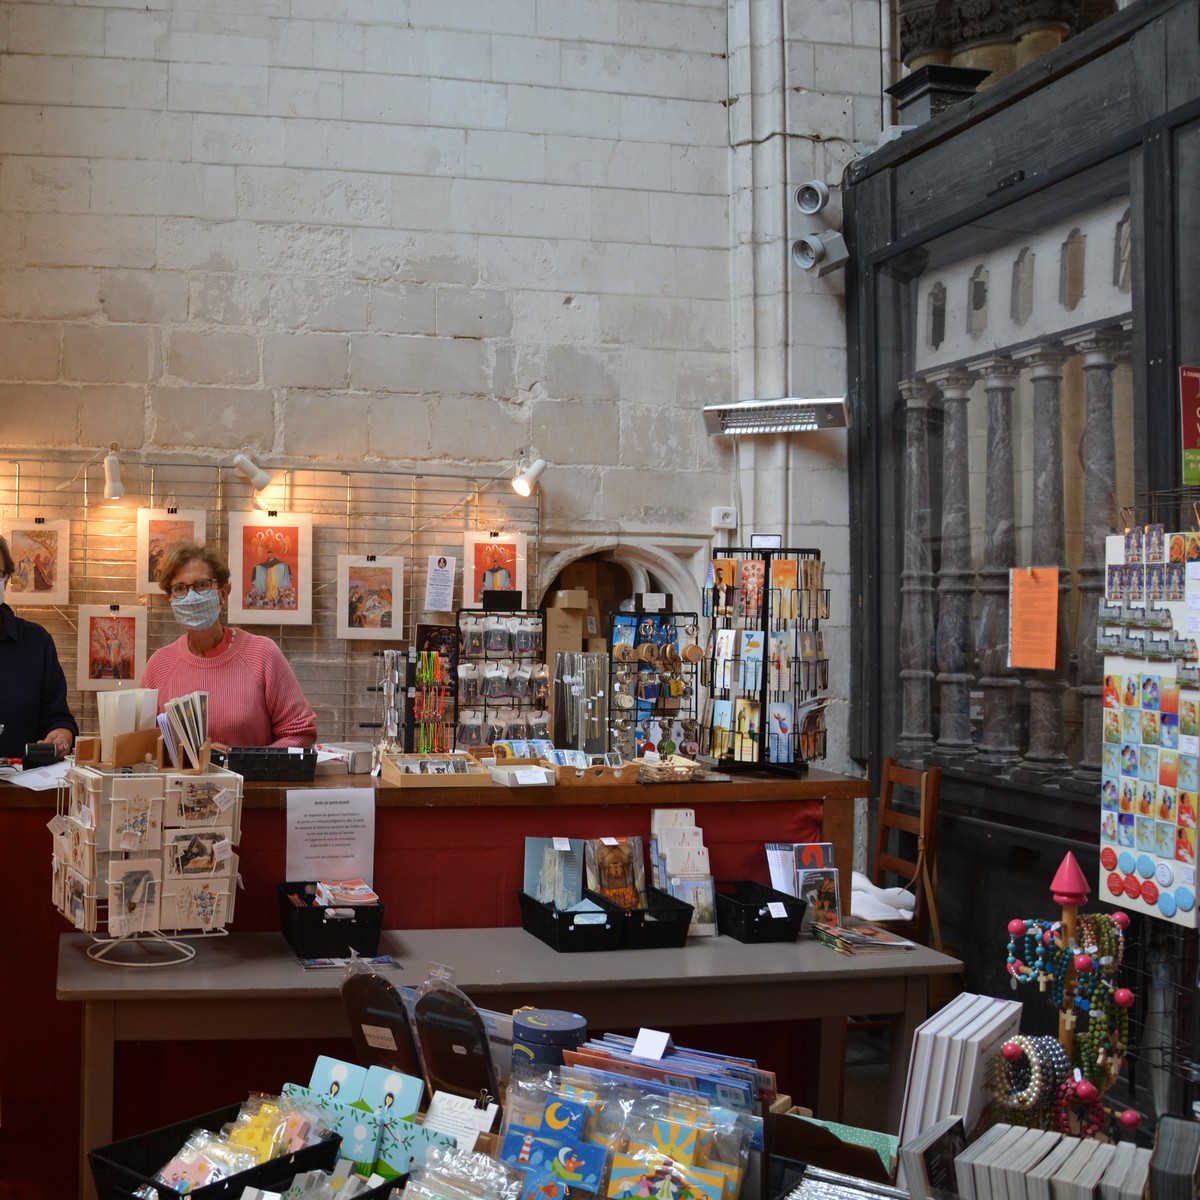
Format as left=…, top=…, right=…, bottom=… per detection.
left=140, top=629, right=317, bottom=748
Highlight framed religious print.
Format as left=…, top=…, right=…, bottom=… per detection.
left=463, top=531, right=527, bottom=607
left=136, top=508, right=207, bottom=594
left=5, top=519, right=70, bottom=605
left=336, top=555, right=404, bottom=640
left=227, top=511, right=313, bottom=625
left=76, top=604, right=147, bottom=692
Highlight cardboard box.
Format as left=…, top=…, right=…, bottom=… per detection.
left=490, top=763, right=556, bottom=787
left=559, top=561, right=601, bottom=595
left=549, top=588, right=589, bottom=609
left=545, top=606, right=585, bottom=660
left=584, top=600, right=602, bottom=639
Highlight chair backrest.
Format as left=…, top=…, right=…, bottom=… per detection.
left=871, top=756, right=942, bottom=945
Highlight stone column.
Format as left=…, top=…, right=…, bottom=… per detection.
left=966, top=355, right=1023, bottom=769
left=898, top=379, right=938, bottom=760
left=1062, top=331, right=1124, bottom=793
left=926, top=369, right=977, bottom=761
left=1012, top=345, right=1072, bottom=781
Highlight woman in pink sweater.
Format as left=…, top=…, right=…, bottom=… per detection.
left=141, top=542, right=317, bottom=748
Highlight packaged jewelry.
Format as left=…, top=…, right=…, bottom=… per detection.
left=457, top=662, right=482, bottom=705
left=461, top=616, right=486, bottom=658
left=483, top=617, right=511, bottom=657
left=512, top=617, right=539, bottom=657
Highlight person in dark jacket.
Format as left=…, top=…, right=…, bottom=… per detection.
left=0, top=535, right=77, bottom=759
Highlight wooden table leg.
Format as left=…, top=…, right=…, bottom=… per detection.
left=816, top=1015, right=847, bottom=1120
left=79, top=999, right=115, bottom=1200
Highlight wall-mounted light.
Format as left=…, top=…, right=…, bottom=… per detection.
left=512, top=457, right=546, bottom=497
left=232, top=452, right=273, bottom=492
left=702, top=396, right=850, bottom=435
left=102, top=443, right=125, bottom=500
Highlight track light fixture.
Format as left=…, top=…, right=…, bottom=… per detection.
left=102, top=443, right=125, bottom=501
left=232, top=452, right=273, bottom=492
left=512, top=457, right=546, bottom=497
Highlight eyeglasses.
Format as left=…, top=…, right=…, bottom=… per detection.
left=168, top=579, right=217, bottom=599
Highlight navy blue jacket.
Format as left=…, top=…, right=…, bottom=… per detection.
left=0, top=605, right=78, bottom=757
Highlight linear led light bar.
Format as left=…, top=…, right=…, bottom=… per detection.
left=702, top=396, right=849, bottom=436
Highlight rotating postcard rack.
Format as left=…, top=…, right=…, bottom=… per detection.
left=51, top=753, right=244, bottom=966
left=701, top=547, right=829, bottom=774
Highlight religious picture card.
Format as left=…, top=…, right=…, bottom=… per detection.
left=136, top=508, right=207, bottom=594
left=76, top=604, right=147, bottom=692
left=336, top=554, right=404, bottom=640
left=227, top=511, right=313, bottom=625
left=463, top=531, right=527, bottom=606
left=5, top=519, right=69, bottom=605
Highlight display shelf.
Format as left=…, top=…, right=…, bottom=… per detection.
left=702, top=548, right=829, bottom=773
left=608, top=610, right=701, bottom=760
left=453, top=608, right=548, bottom=750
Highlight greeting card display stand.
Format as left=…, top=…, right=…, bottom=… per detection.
left=51, top=740, right=244, bottom=968
left=998, top=852, right=1141, bottom=1137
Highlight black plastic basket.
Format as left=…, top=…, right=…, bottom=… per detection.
left=278, top=881, right=384, bottom=958
left=590, top=886, right=694, bottom=949
left=714, top=880, right=807, bottom=943
left=88, top=1103, right=341, bottom=1200
left=518, top=890, right=624, bottom=952
left=220, top=746, right=317, bottom=781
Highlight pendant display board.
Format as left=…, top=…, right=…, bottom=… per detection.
left=701, top=548, right=829, bottom=773
left=453, top=609, right=548, bottom=750
left=51, top=764, right=245, bottom=954
left=1099, top=530, right=1199, bottom=927
left=608, top=611, right=701, bottom=761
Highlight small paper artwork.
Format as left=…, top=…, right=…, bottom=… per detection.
left=136, top=508, right=207, bottom=594
left=336, top=555, right=404, bottom=640
left=76, top=605, right=147, bottom=691
left=5, top=520, right=70, bottom=605
left=227, top=511, right=313, bottom=625
left=463, top=532, right=527, bottom=607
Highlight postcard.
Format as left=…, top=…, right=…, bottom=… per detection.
left=163, top=828, right=233, bottom=879
left=584, top=837, right=646, bottom=910
left=160, top=878, right=229, bottom=931
left=109, top=796, right=164, bottom=853
left=107, top=858, right=160, bottom=936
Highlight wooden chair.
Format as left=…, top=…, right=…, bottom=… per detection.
left=869, top=756, right=943, bottom=948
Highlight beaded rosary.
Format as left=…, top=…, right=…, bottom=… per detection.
left=996, top=852, right=1141, bottom=1136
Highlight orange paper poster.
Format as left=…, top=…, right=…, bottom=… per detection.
left=1008, top=567, right=1059, bottom=669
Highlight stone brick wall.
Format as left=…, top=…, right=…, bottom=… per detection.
left=0, top=0, right=887, bottom=773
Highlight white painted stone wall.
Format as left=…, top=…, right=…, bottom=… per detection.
left=0, top=0, right=889, bottom=775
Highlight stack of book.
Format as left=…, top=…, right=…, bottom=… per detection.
left=897, top=992, right=1023, bottom=1155
left=812, top=918, right=914, bottom=955
left=1150, top=1115, right=1200, bottom=1200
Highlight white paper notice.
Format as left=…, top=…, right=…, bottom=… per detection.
left=285, top=788, right=376, bottom=881
left=631, top=1027, right=673, bottom=1060
left=422, top=1091, right=500, bottom=1149
left=425, top=555, right=457, bottom=613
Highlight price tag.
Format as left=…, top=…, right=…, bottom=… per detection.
left=553, top=837, right=572, bottom=852
left=119, top=829, right=143, bottom=851
left=214, top=838, right=233, bottom=863
left=514, top=767, right=547, bottom=785
left=108, top=913, right=129, bottom=938
left=76, top=804, right=94, bottom=830
left=631, top=1028, right=673, bottom=1060
left=767, top=901, right=788, bottom=919
left=47, top=814, right=66, bottom=837
left=213, top=788, right=237, bottom=812
left=601, top=836, right=619, bottom=846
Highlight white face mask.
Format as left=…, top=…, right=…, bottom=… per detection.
left=170, top=588, right=222, bottom=631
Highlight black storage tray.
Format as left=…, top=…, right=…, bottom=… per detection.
left=588, top=885, right=694, bottom=949
left=221, top=746, right=317, bottom=781
left=518, top=889, right=624, bottom=952
left=714, top=880, right=807, bottom=943
left=279, top=881, right=384, bottom=958
left=88, top=1103, right=341, bottom=1200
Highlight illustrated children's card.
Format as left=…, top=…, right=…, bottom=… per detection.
left=337, top=554, right=404, bottom=640
left=310, top=1056, right=368, bottom=1104
left=136, top=508, right=206, bottom=594
left=109, top=796, right=164, bottom=853
left=5, top=519, right=69, bottom=605
left=160, top=878, right=229, bottom=931
left=357, top=1066, right=425, bottom=1121
left=376, top=1118, right=457, bottom=1180
left=76, top=604, right=147, bottom=691
left=228, top=511, right=313, bottom=625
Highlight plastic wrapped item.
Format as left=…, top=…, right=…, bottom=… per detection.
left=406, top=1145, right=525, bottom=1200
left=154, top=1127, right=259, bottom=1191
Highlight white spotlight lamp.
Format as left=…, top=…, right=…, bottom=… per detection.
left=512, top=457, right=547, bottom=497
left=102, top=443, right=125, bottom=501
left=232, top=452, right=273, bottom=492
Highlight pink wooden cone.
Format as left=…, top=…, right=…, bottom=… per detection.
left=1051, top=851, right=1090, bottom=905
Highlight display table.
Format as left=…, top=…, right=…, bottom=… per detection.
left=59, top=927, right=962, bottom=1200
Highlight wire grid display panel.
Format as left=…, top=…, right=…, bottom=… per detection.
left=0, top=457, right=539, bottom=746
